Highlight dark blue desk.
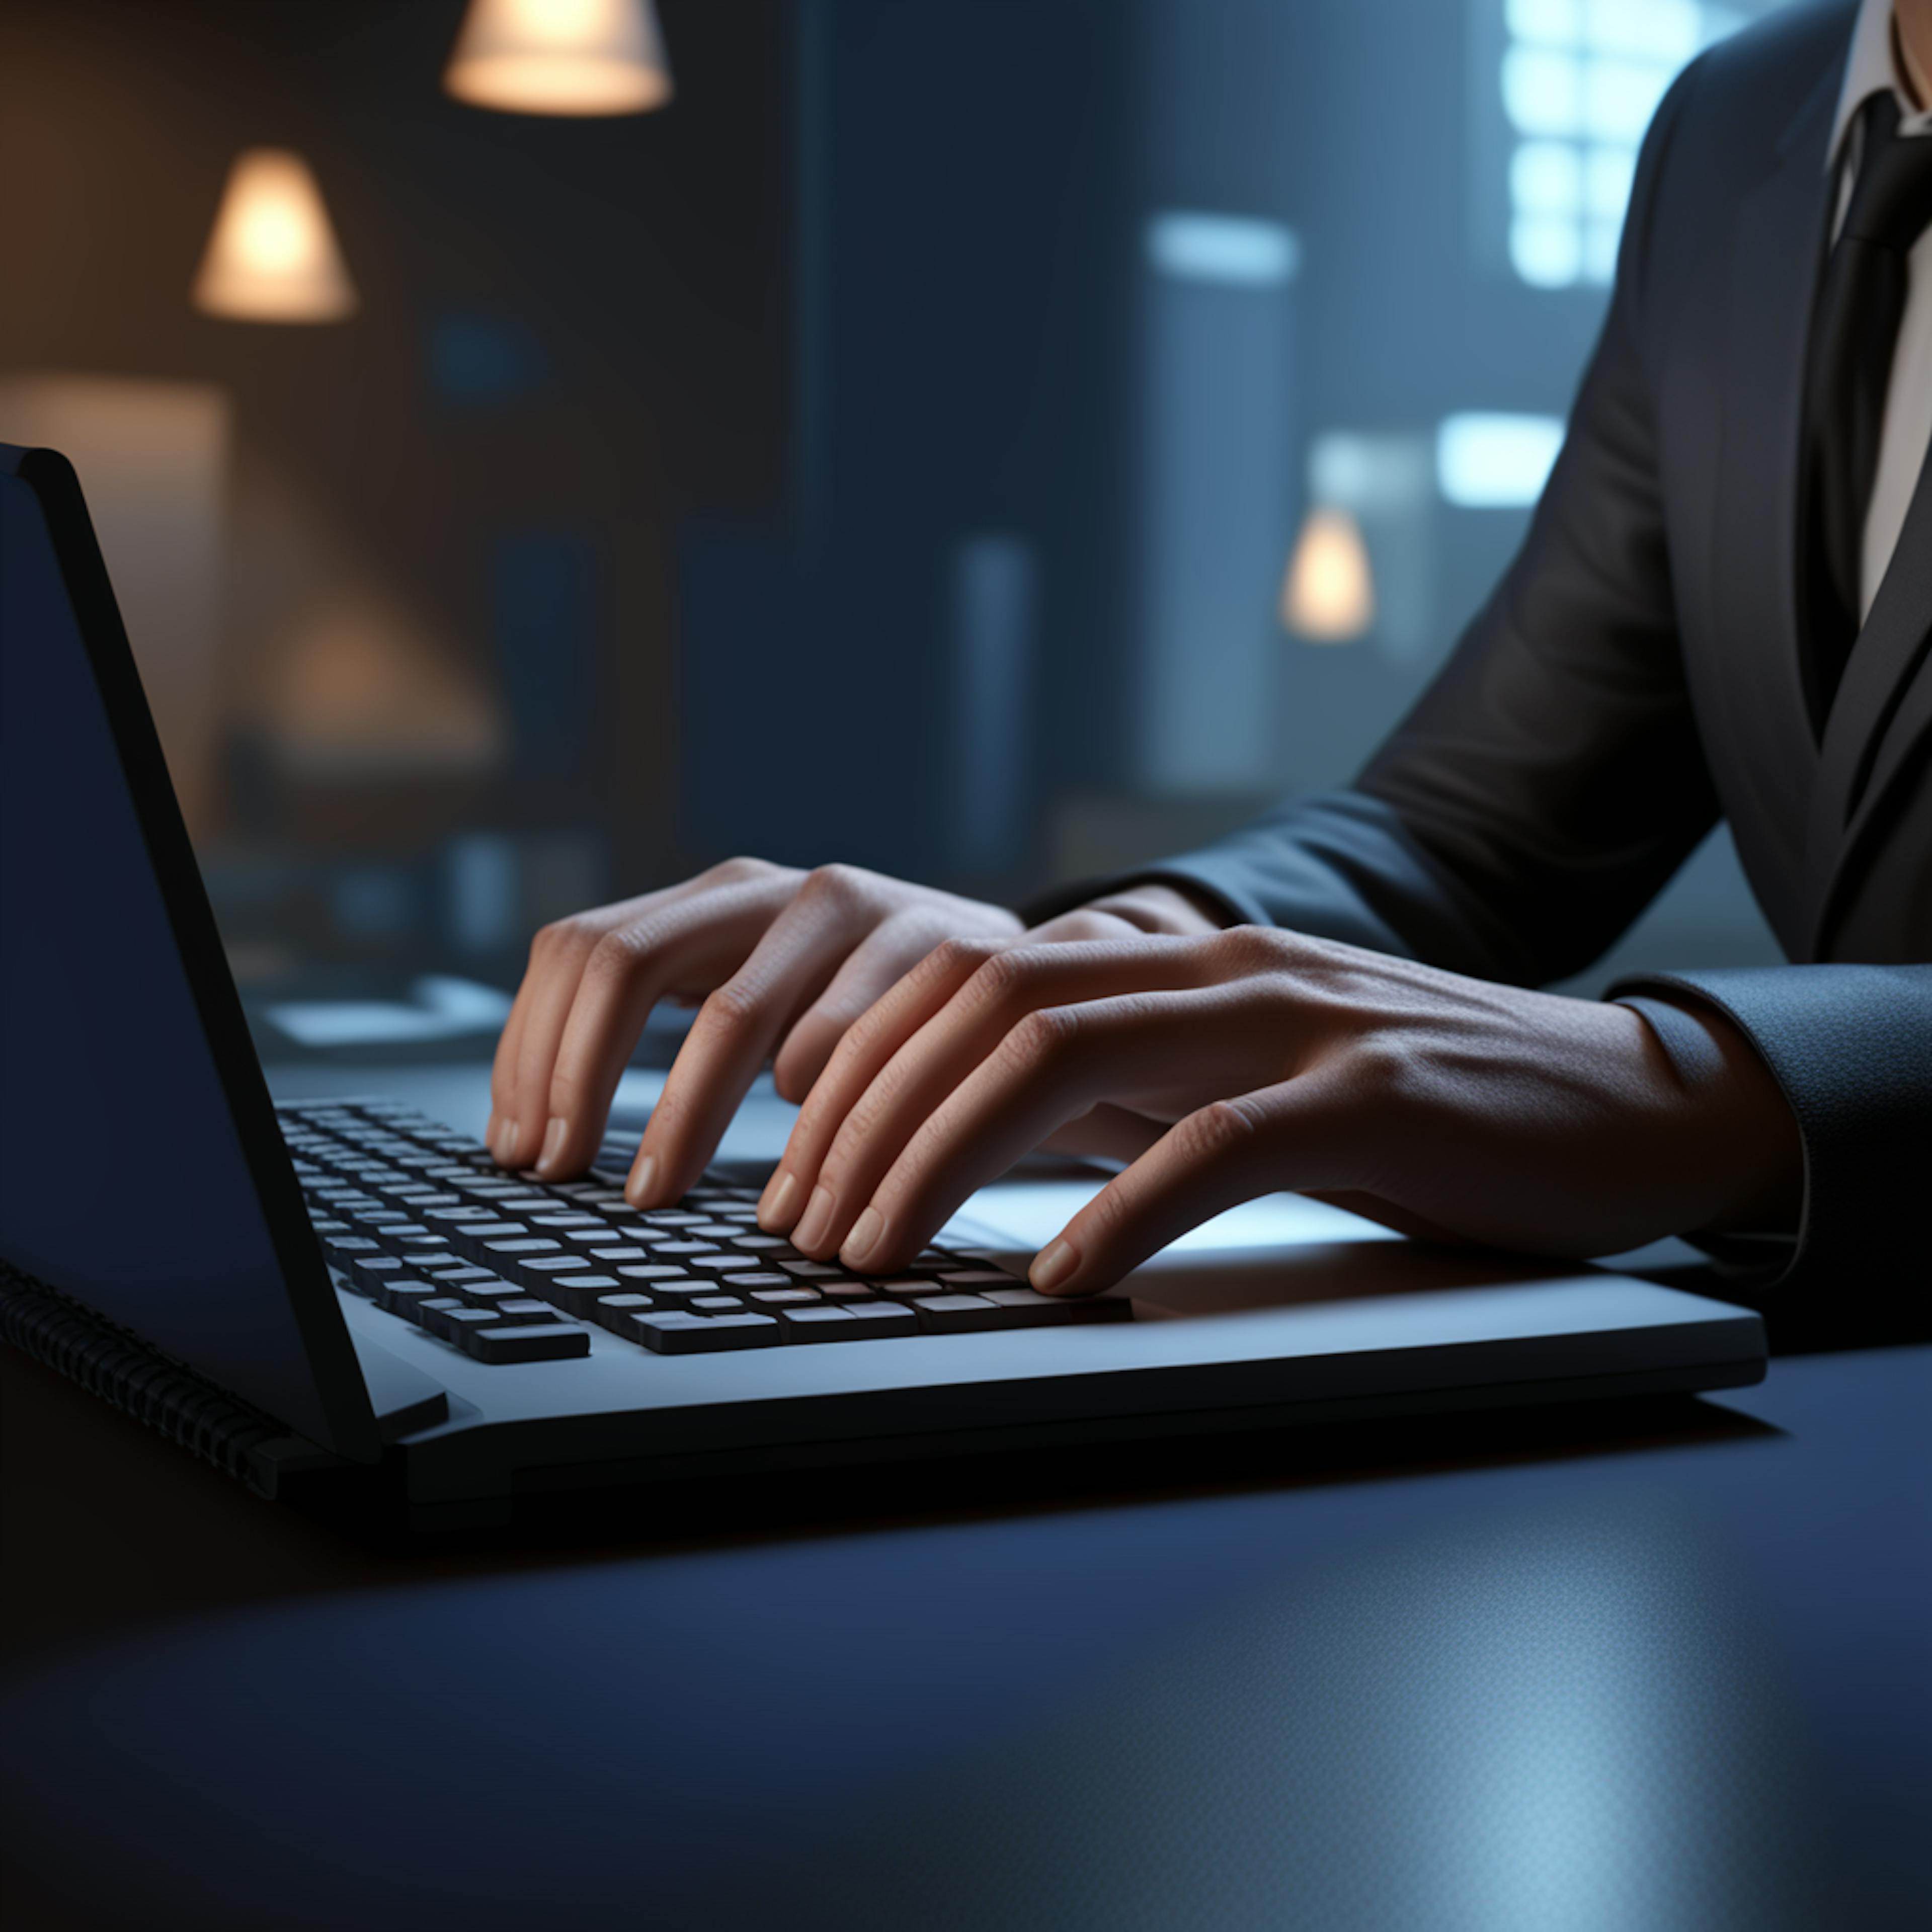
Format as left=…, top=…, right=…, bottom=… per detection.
left=3, top=1320, right=1925, bottom=1930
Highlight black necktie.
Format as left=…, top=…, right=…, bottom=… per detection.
left=1801, top=91, right=1932, bottom=725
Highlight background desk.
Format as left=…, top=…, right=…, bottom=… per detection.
left=2, top=1065, right=1927, bottom=1931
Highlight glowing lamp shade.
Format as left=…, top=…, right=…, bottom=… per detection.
left=444, top=0, right=674, bottom=116
left=1281, top=507, right=1375, bottom=642
left=192, top=149, right=357, bottom=323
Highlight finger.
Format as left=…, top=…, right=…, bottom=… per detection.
left=769, top=907, right=979, bottom=1104
left=756, top=936, right=1010, bottom=1229
left=1029, top=1075, right=1361, bottom=1295
left=833, top=979, right=1283, bottom=1273
left=781, top=940, right=1230, bottom=1258
left=499, top=916, right=624, bottom=1169
left=534, top=881, right=799, bottom=1180
left=486, top=968, right=540, bottom=1158
left=629, top=872, right=900, bottom=1205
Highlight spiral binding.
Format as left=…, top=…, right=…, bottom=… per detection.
left=0, top=1258, right=289, bottom=1493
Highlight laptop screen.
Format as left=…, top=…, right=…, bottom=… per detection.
left=0, top=457, right=375, bottom=1457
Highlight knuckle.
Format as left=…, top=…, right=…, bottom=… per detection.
left=1003, top=1004, right=1077, bottom=1070
left=700, top=979, right=761, bottom=1034
left=800, top=862, right=871, bottom=912
left=1216, top=923, right=1287, bottom=973
left=582, top=927, right=648, bottom=986
left=1179, top=1097, right=1257, bottom=1165
left=708, top=854, right=779, bottom=887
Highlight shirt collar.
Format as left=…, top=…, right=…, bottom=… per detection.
left=1828, top=0, right=1932, bottom=172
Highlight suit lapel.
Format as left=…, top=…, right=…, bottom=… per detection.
left=1805, top=443, right=1932, bottom=954
left=1712, top=70, right=1836, bottom=930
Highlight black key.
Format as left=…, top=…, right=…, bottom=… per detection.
left=718, top=1272, right=790, bottom=1292
left=510, top=1253, right=606, bottom=1290
left=747, top=1287, right=820, bottom=1306
left=348, top=1253, right=411, bottom=1295
left=638, top=1211, right=708, bottom=1228
left=414, top=1299, right=474, bottom=1340
left=466, top=1322, right=591, bottom=1363
left=489, top=1299, right=563, bottom=1325
left=611, top=1264, right=698, bottom=1285
left=529, top=1213, right=606, bottom=1230
left=348, top=1208, right=412, bottom=1226
left=375, top=1279, right=453, bottom=1319
left=584, top=1245, right=652, bottom=1264
left=843, top=1302, right=920, bottom=1337
left=373, top=1223, right=438, bottom=1245
left=971, top=1287, right=1074, bottom=1325
left=425, top=1305, right=502, bottom=1339
left=727, top=1234, right=791, bottom=1254
left=773, top=1304, right=857, bottom=1340
left=451, top=1279, right=528, bottom=1308
left=692, top=1295, right=745, bottom=1311
left=475, top=1237, right=565, bottom=1267
left=814, top=1279, right=879, bottom=1301
left=1011, top=1290, right=1132, bottom=1325
left=323, top=1234, right=383, bottom=1263
left=631, top=1311, right=780, bottom=1354
left=779, top=1260, right=843, bottom=1279
left=911, top=1295, right=1009, bottom=1333
left=870, top=1277, right=951, bottom=1298
left=937, top=1270, right=1023, bottom=1289
left=635, top=1277, right=722, bottom=1303
left=589, top=1289, right=654, bottom=1330
left=307, top=1219, right=350, bottom=1237
left=682, top=1251, right=768, bottom=1275
left=388, top=1244, right=456, bottom=1275
left=648, top=1238, right=721, bottom=1257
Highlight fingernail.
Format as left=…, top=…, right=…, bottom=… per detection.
left=628, top=1151, right=658, bottom=1206
left=484, top=1110, right=499, bottom=1152
left=793, top=1185, right=836, bottom=1252
left=537, top=1117, right=569, bottom=1173
left=759, top=1169, right=800, bottom=1230
left=841, top=1205, right=883, bottom=1269
left=1030, top=1238, right=1079, bottom=1294
left=492, top=1117, right=520, bottom=1166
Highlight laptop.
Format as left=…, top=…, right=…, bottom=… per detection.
left=0, top=444, right=1768, bottom=1528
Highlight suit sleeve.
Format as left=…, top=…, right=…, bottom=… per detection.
left=1611, top=966, right=1932, bottom=1293
left=1027, top=63, right=1719, bottom=989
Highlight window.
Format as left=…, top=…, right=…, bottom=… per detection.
left=1501, top=0, right=1761, bottom=287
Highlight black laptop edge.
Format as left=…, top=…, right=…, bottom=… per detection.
left=0, top=443, right=384, bottom=1465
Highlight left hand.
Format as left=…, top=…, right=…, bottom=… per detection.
left=753, top=927, right=1803, bottom=1295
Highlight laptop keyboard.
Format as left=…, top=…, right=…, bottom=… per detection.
left=277, top=1098, right=1129, bottom=1363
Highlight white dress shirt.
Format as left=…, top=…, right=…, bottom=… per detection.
left=1829, top=0, right=1932, bottom=620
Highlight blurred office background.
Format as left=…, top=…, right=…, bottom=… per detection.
left=0, top=0, right=1785, bottom=1039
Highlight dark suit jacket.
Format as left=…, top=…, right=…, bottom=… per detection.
left=1044, top=0, right=1932, bottom=1294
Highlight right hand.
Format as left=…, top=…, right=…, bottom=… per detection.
left=485, top=858, right=1023, bottom=1200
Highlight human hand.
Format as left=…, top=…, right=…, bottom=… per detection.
left=754, top=927, right=1803, bottom=1294
left=485, top=859, right=1023, bottom=1193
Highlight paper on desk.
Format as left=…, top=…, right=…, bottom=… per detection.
left=266, top=976, right=514, bottom=1049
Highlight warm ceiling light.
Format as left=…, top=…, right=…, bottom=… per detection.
left=444, top=0, right=674, bottom=116
left=1281, top=507, right=1375, bottom=642
left=191, top=148, right=357, bottom=323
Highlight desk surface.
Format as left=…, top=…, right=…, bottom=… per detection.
left=5, top=1338, right=1926, bottom=1929
left=3, top=1064, right=1928, bottom=1930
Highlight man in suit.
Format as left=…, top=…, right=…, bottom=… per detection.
left=488, top=0, right=1932, bottom=1301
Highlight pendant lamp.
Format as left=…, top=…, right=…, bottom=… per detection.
left=444, top=0, right=674, bottom=116
left=192, top=148, right=357, bottom=323
left=1281, top=507, right=1375, bottom=642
